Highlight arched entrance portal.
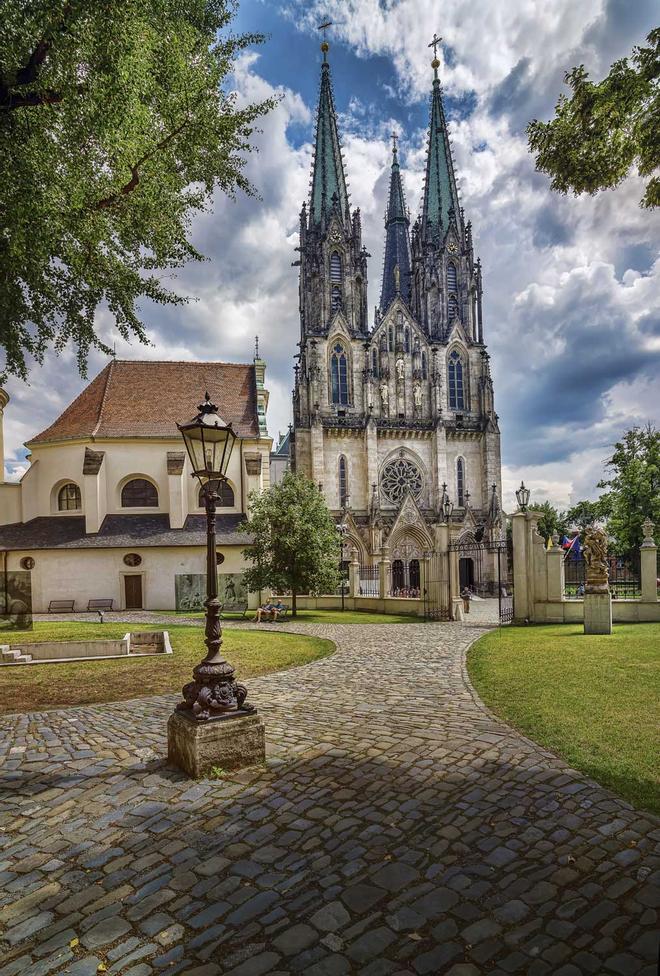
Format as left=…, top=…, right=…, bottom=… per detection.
left=389, top=541, right=424, bottom=598
left=459, top=557, right=475, bottom=590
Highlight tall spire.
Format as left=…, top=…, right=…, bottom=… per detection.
left=380, top=133, right=412, bottom=310
left=309, top=33, right=350, bottom=228
left=421, top=34, right=461, bottom=243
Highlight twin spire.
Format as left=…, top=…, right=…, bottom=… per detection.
left=308, top=30, right=461, bottom=307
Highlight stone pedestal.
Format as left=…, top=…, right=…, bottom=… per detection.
left=167, top=710, right=265, bottom=779
left=583, top=590, right=612, bottom=635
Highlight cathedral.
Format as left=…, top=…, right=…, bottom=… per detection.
left=292, top=37, right=502, bottom=597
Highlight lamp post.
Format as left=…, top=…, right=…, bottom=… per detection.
left=167, top=393, right=264, bottom=776
left=515, top=481, right=531, bottom=513
left=337, top=521, right=348, bottom=611
left=441, top=483, right=454, bottom=523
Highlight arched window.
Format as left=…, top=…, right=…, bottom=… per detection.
left=198, top=481, right=234, bottom=508
left=58, top=483, right=81, bottom=511
left=421, top=352, right=428, bottom=380
left=457, top=457, right=465, bottom=507
left=338, top=455, right=348, bottom=508
left=330, top=343, right=349, bottom=405
left=404, top=327, right=410, bottom=353
left=330, top=252, right=342, bottom=311
left=448, top=295, right=458, bottom=321
left=448, top=351, right=464, bottom=410
left=388, top=326, right=394, bottom=352
left=121, top=478, right=158, bottom=508
left=447, top=262, right=457, bottom=292
left=372, top=348, right=378, bottom=377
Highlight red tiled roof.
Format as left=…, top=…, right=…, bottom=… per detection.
left=29, top=360, right=259, bottom=444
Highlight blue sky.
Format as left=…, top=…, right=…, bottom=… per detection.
left=2, top=0, right=659, bottom=510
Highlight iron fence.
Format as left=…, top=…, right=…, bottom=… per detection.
left=564, top=554, right=641, bottom=599
left=358, top=565, right=380, bottom=597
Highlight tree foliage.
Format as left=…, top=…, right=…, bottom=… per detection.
left=0, top=0, right=275, bottom=380
left=527, top=29, right=660, bottom=209
left=565, top=499, right=604, bottom=536
left=241, top=473, right=340, bottom=616
left=528, top=501, right=568, bottom=542
left=597, top=424, right=660, bottom=555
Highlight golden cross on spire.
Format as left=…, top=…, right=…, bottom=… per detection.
left=318, top=20, right=332, bottom=60
left=428, top=32, right=442, bottom=79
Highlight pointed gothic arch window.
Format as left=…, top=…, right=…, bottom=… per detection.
left=404, top=327, right=410, bottom=353
left=447, top=262, right=457, bottom=292
left=388, top=326, right=394, bottom=352
left=330, top=252, right=343, bottom=311
left=448, top=295, right=458, bottom=321
left=330, top=343, right=349, bottom=405
left=372, top=348, right=378, bottom=377
left=338, top=455, right=348, bottom=508
left=457, top=457, right=465, bottom=507
left=421, top=352, right=428, bottom=380
left=448, top=351, right=465, bottom=410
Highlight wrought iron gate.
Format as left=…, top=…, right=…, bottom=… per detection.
left=448, top=538, right=514, bottom=625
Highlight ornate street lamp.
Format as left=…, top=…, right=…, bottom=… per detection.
left=175, top=392, right=254, bottom=721
left=441, top=483, right=454, bottom=523
left=515, top=481, right=531, bottom=513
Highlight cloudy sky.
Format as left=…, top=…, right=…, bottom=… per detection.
left=2, top=0, right=659, bottom=511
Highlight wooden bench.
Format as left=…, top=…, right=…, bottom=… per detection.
left=219, top=601, right=249, bottom=618
left=87, top=599, right=114, bottom=612
left=48, top=599, right=75, bottom=613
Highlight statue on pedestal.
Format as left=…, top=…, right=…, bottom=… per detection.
left=583, top=525, right=609, bottom=593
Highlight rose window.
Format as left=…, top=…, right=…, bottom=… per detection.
left=380, top=458, right=423, bottom=504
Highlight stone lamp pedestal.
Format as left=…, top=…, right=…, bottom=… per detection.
left=168, top=711, right=265, bottom=779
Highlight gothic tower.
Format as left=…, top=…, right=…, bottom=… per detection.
left=292, top=35, right=502, bottom=590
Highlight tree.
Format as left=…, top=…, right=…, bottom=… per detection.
left=565, top=499, right=604, bottom=536
left=241, top=473, right=340, bottom=617
left=0, top=1, right=274, bottom=381
left=527, top=29, right=659, bottom=209
left=597, top=423, right=660, bottom=555
left=528, top=501, right=568, bottom=543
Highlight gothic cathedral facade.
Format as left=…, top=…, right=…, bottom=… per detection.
left=292, top=41, right=502, bottom=592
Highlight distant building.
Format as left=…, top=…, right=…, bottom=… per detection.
left=269, top=430, right=291, bottom=486
left=0, top=353, right=272, bottom=612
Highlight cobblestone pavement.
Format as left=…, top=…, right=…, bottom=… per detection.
left=0, top=622, right=658, bottom=976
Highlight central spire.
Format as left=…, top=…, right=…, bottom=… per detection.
left=309, top=37, right=350, bottom=229
left=421, top=36, right=461, bottom=243
left=380, top=133, right=412, bottom=311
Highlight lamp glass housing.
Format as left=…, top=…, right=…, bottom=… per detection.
left=515, top=481, right=531, bottom=512
left=178, top=394, right=236, bottom=487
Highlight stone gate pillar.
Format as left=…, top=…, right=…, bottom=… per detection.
left=640, top=518, right=658, bottom=604
left=547, top=533, right=565, bottom=602
left=348, top=547, right=360, bottom=598
left=379, top=545, right=391, bottom=599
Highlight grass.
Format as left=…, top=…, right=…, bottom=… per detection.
left=0, top=622, right=334, bottom=715
left=163, top=608, right=417, bottom=624
left=468, top=623, right=660, bottom=814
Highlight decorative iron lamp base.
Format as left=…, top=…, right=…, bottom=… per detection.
left=167, top=710, right=265, bottom=779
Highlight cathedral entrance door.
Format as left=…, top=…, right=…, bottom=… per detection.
left=459, top=558, right=475, bottom=590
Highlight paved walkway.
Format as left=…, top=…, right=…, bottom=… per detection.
left=0, top=623, right=657, bottom=976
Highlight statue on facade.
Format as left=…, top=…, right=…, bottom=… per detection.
left=583, top=525, right=609, bottom=592
left=396, top=357, right=405, bottom=383
left=379, top=380, right=389, bottom=412
left=413, top=383, right=422, bottom=410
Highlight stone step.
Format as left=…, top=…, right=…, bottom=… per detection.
left=0, top=646, right=33, bottom=664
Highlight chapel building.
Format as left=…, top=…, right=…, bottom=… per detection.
left=292, top=40, right=502, bottom=593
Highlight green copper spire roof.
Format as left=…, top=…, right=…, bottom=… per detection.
left=309, top=47, right=350, bottom=228
left=380, top=137, right=412, bottom=310
left=421, top=58, right=461, bottom=243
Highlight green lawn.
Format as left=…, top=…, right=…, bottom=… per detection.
left=468, top=623, right=660, bottom=814
left=165, top=608, right=418, bottom=624
left=0, top=622, right=333, bottom=715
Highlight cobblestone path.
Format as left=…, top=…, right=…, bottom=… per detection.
left=0, top=623, right=658, bottom=976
